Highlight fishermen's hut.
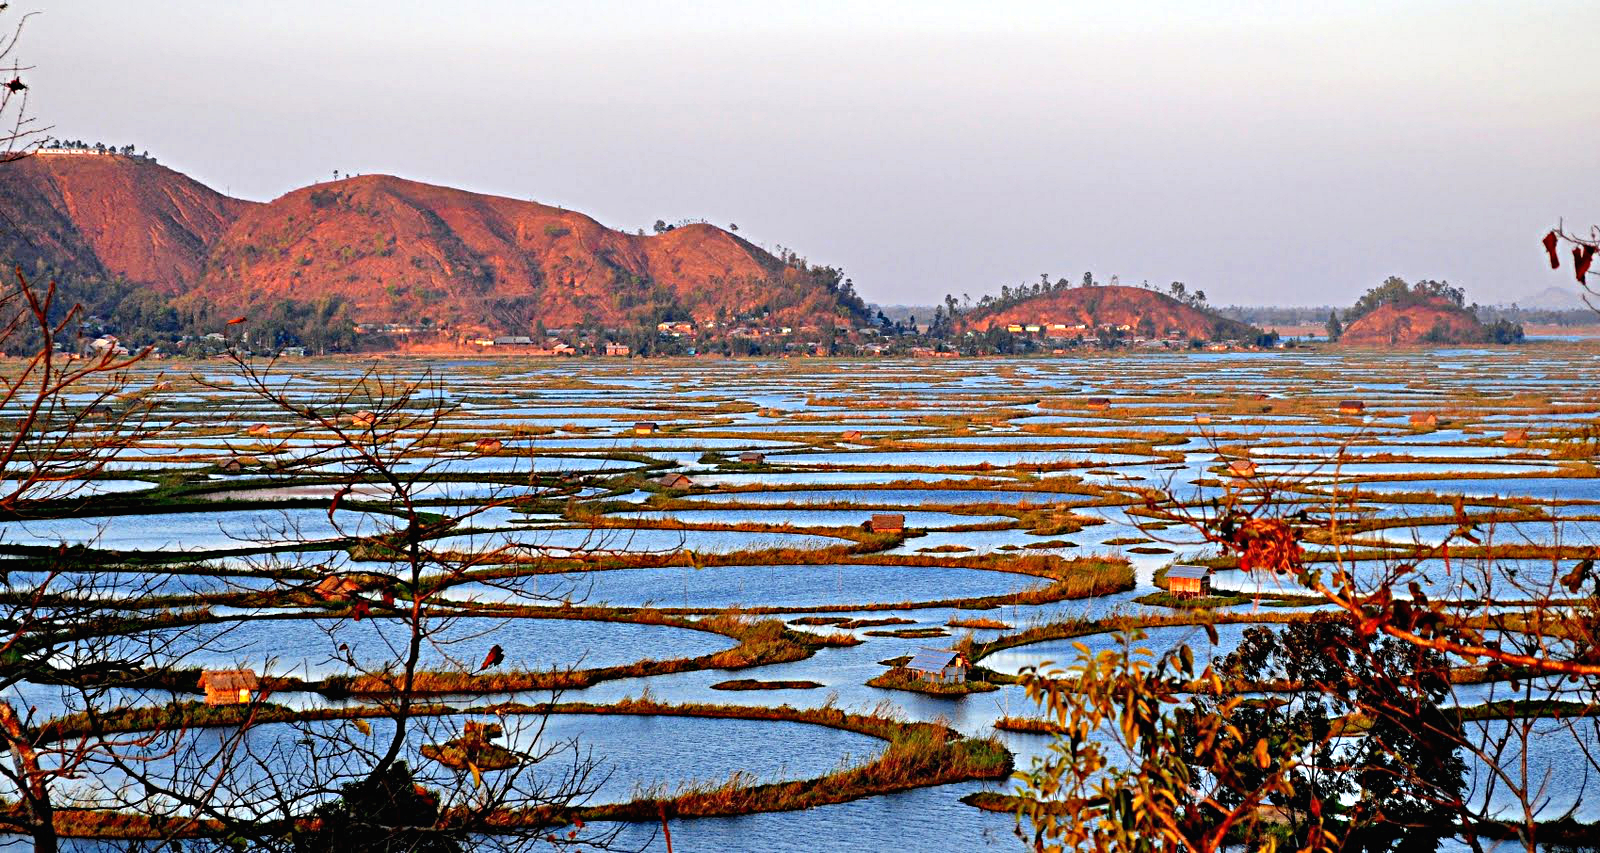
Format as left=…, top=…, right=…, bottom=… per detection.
left=738, top=451, right=766, bottom=464
left=199, top=669, right=259, bottom=706
left=1166, top=564, right=1213, bottom=598
left=634, top=421, right=660, bottom=435
left=1086, top=397, right=1111, bottom=411
left=840, top=430, right=864, bottom=441
left=1226, top=459, right=1257, bottom=478
left=903, top=648, right=968, bottom=684
left=1337, top=400, right=1365, bottom=415
left=314, top=574, right=368, bottom=602
left=868, top=513, right=905, bottom=533
left=654, top=473, right=695, bottom=489
left=1503, top=428, right=1529, bottom=444
left=246, top=423, right=272, bottom=438
left=1409, top=412, right=1439, bottom=429
left=474, top=437, right=504, bottom=454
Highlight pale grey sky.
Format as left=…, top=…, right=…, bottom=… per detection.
left=19, top=1, right=1600, bottom=306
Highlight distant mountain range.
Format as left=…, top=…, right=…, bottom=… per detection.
left=0, top=152, right=868, bottom=338
left=1515, top=286, right=1588, bottom=310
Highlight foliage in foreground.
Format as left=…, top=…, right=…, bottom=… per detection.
left=1010, top=614, right=1469, bottom=853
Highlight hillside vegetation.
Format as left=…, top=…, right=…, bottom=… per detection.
left=1335, top=277, right=1522, bottom=346
left=957, top=283, right=1262, bottom=344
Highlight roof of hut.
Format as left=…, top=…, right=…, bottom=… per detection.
left=905, top=648, right=962, bottom=673
left=199, top=669, right=259, bottom=691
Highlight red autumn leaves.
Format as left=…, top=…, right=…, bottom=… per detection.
left=1545, top=230, right=1596, bottom=282
left=1227, top=517, right=1305, bottom=575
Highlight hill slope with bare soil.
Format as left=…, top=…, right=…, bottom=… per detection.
left=964, top=285, right=1259, bottom=341
left=1340, top=299, right=1495, bottom=345
left=0, top=156, right=867, bottom=337
left=0, top=153, right=253, bottom=289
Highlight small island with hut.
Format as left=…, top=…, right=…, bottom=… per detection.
left=867, top=647, right=997, bottom=696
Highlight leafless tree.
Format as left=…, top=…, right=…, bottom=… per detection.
left=0, top=8, right=46, bottom=162
left=0, top=265, right=186, bottom=851
left=66, top=354, right=630, bottom=851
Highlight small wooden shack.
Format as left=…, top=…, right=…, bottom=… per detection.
left=314, top=574, right=369, bottom=602
left=634, top=421, right=660, bottom=435
left=1409, top=412, right=1439, bottom=429
left=199, top=669, right=259, bottom=706
left=868, top=513, right=905, bottom=533
left=218, top=458, right=247, bottom=474
left=1194, top=414, right=1212, bottom=425
left=246, top=423, right=272, bottom=438
left=840, top=430, right=865, bottom=441
left=738, top=451, right=766, bottom=464
left=348, top=410, right=378, bottom=428
left=654, top=473, right=695, bottom=489
left=1226, top=459, right=1257, bottom=478
left=1337, top=399, right=1365, bottom=415
left=474, top=437, right=504, bottom=454
left=904, top=648, right=968, bottom=684
left=1503, top=428, right=1529, bottom=444
left=1086, top=396, right=1111, bottom=411
left=1166, top=564, right=1213, bottom=598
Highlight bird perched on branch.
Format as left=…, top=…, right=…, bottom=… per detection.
left=479, top=644, right=504, bottom=671
left=4, top=78, right=24, bottom=93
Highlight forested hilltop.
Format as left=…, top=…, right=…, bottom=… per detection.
left=1325, top=277, right=1523, bottom=345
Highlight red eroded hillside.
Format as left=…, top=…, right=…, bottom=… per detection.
left=964, top=285, right=1259, bottom=341
left=0, top=152, right=252, bottom=290
left=0, top=156, right=867, bottom=338
left=1339, top=299, right=1492, bottom=345
left=191, top=175, right=850, bottom=332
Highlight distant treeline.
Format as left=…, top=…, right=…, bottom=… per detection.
left=1215, top=306, right=1340, bottom=327
left=1476, top=304, right=1598, bottom=326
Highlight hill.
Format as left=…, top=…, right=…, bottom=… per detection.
left=1336, top=278, right=1521, bottom=346
left=1519, top=286, right=1586, bottom=310
left=962, top=285, right=1260, bottom=342
left=0, top=152, right=252, bottom=290
left=194, top=175, right=858, bottom=333
left=0, top=154, right=868, bottom=346
left=1339, top=300, right=1494, bottom=345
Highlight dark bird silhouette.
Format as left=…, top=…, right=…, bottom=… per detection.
left=4, top=78, right=24, bottom=93
left=479, top=644, right=505, bottom=671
